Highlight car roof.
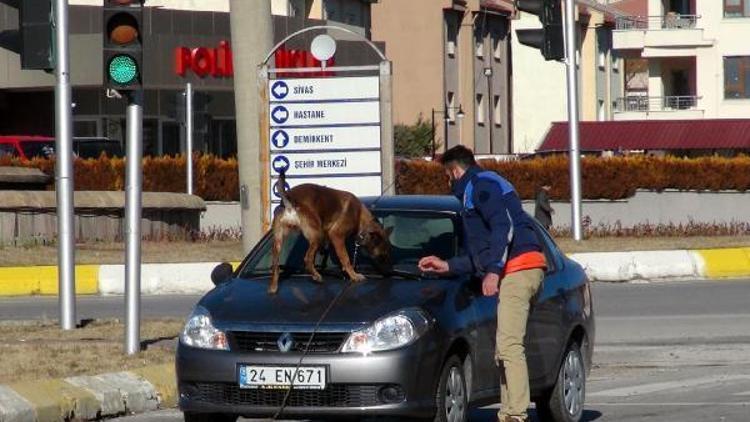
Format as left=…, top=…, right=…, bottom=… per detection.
left=360, top=195, right=461, bottom=214
left=0, top=136, right=54, bottom=142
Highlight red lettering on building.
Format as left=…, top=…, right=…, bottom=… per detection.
left=174, top=41, right=234, bottom=78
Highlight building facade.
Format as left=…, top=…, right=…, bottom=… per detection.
left=371, top=0, right=514, bottom=155
left=612, top=0, right=750, bottom=121
left=0, top=0, right=376, bottom=159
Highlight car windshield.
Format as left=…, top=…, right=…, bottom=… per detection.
left=239, top=210, right=457, bottom=278
left=20, top=141, right=55, bottom=159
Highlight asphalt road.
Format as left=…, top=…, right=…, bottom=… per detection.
left=3, top=279, right=750, bottom=421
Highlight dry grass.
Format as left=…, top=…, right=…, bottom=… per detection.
left=555, top=235, right=750, bottom=254
left=0, top=241, right=246, bottom=267
left=0, top=319, right=183, bottom=384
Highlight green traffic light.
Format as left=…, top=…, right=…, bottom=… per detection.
left=108, top=55, right=138, bottom=85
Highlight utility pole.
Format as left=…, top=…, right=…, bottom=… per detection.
left=54, top=0, right=77, bottom=331
left=230, top=0, right=274, bottom=251
left=564, top=0, right=583, bottom=241
left=185, top=83, right=194, bottom=195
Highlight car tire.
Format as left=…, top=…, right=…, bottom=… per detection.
left=433, top=355, right=469, bottom=422
left=183, top=412, right=237, bottom=422
left=535, top=342, right=585, bottom=422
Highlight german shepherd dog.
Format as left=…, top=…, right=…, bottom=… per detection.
left=269, top=172, right=392, bottom=294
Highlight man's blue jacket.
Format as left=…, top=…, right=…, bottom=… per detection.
left=447, top=166, right=543, bottom=276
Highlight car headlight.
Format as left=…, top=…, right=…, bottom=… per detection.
left=180, top=306, right=229, bottom=351
left=341, top=308, right=432, bottom=355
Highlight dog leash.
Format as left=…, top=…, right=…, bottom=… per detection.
left=271, top=179, right=395, bottom=420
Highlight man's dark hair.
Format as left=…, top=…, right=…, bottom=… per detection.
left=439, top=145, right=477, bottom=168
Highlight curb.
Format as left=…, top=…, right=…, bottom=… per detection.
left=0, top=364, right=175, bottom=422
left=0, top=247, right=749, bottom=297
left=571, top=247, right=750, bottom=282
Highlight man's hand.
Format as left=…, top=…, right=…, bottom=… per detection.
left=482, top=272, right=500, bottom=296
left=418, top=256, right=450, bottom=274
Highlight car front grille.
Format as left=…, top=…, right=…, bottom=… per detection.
left=229, top=331, right=348, bottom=353
left=190, top=382, right=382, bottom=408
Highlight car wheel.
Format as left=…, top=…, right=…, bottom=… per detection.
left=434, top=355, right=468, bottom=422
left=183, top=412, right=237, bottom=422
left=535, top=342, right=585, bottom=422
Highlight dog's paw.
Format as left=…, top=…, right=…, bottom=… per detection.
left=350, top=273, right=366, bottom=282
left=311, top=272, right=323, bottom=283
left=267, top=285, right=278, bottom=295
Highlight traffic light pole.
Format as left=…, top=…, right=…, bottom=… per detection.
left=124, top=91, right=143, bottom=356
left=53, top=0, right=77, bottom=330
left=564, top=0, right=583, bottom=241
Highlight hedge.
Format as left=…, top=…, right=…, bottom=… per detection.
left=3, top=155, right=750, bottom=201
left=396, top=155, right=750, bottom=200
left=0, top=155, right=239, bottom=201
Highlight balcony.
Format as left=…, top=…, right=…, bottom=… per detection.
left=613, top=96, right=704, bottom=121
left=612, top=15, right=713, bottom=54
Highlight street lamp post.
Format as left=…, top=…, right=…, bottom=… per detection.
left=431, top=105, right=465, bottom=158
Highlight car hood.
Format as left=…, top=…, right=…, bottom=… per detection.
left=199, top=275, right=457, bottom=328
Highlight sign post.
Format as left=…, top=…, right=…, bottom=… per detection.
left=124, top=91, right=143, bottom=356
left=260, top=27, right=392, bottom=222
left=185, top=83, right=194, bottom=195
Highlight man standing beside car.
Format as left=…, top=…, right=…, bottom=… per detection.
left=418, top=146, right=547, bottom=422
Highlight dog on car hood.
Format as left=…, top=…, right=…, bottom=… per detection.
left=268, top=171, right=393, bottom=295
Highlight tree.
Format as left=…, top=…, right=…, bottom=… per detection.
left=394, top=115, right=437, bottom=158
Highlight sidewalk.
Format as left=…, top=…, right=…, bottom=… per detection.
left=0, top=247, right=749, bottom=297
left=0, top=365, right=175, bottom=422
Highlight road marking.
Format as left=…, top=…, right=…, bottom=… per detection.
left=589, top=402, right=750, bottom=407
left=733, top=390, right=750, bottom=396
left=597, top=313, right=750, bottom=321
left=589, top=374, right=750, bottom=397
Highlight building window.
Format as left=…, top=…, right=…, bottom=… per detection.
left=476, top=40, right=484, bottom=58
left=724, top=56, right=750, bottom=99
left=493, top=95, right=502, bottom=126
left=447, top=92, right=456, bottom=122
left=724, top=0, right=750, bottom=17
left=598, top=50, right=606, bottom=69
left=493, top=37, right=502, bottom=61
left=598, top=100, right=606, bottom=120
left=476, top=94, right=485, bottom=125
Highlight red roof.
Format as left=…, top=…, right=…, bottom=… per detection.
left=609, top=0, right=647, bottom=17
left=537, top=119, right=750, bottom=152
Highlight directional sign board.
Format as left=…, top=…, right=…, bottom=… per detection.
left=270, top=126, right=381, bottom=152
left=266, top=76, right=383, bottom=217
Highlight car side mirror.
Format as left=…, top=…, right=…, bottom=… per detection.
left=211, top=262, right=234, bottom=286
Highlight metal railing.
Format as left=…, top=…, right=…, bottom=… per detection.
left=615, top=95, right=701, bottom=113
left=615, top=14, right=700, bottom=30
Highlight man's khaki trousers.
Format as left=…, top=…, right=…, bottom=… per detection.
left=496, top=268, right=544, bottom=419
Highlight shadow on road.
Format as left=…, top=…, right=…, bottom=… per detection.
left=469, top=408, right=603, bottom=421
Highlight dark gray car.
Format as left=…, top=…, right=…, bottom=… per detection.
left=176, top=195, right=595, bottom=422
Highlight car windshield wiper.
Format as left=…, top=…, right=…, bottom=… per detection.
left=357, top=268, right=423, bottom=280
left=244, top=266, right=345, bottom=279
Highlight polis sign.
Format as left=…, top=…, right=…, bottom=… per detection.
left=174, top=40, right=234, bottom=78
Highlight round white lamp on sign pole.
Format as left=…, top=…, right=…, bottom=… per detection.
left=310, top=34, right=337, bottom=68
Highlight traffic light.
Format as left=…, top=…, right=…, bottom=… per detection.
left=0, top=0, right=54, bottom=70
left=515, top=0, right=564, bottom=61
left=103, top=0, right=144, bottom=91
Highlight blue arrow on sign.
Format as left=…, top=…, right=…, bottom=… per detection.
left=271, top=81, right=289, bottom=100
left=272, top=156, right=290, bottom=174
left=271, top=130, right=290, bottom=149
left=273, top=181, right=291, bottom=198
left=271, top=106, right=289, bottom=125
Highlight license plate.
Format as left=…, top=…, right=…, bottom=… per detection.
left=238, top=365, right=326, bottom=390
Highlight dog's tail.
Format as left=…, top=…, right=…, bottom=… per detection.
left=275, top=167, right=294, bottom=210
